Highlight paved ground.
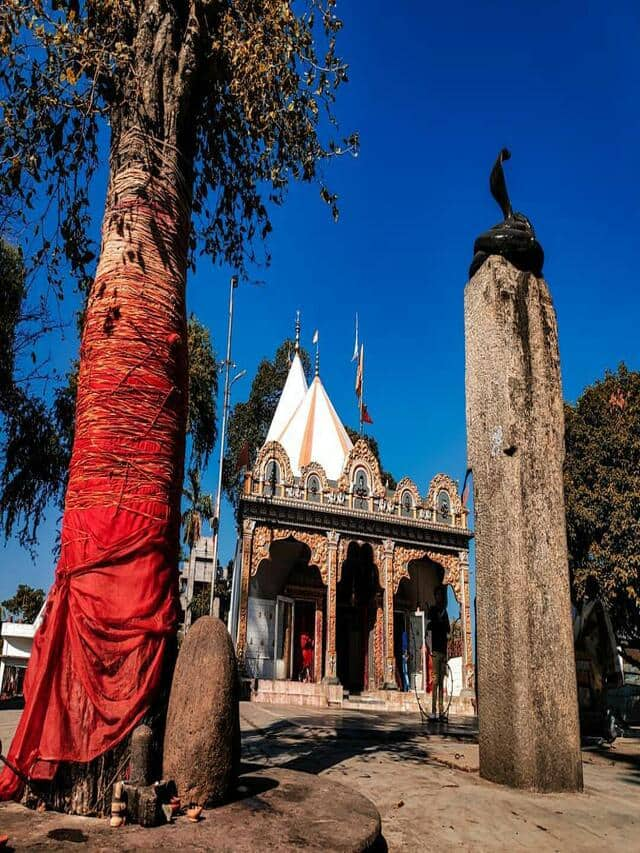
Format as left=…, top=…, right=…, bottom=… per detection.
left=2, top=703, right=639, bottom=851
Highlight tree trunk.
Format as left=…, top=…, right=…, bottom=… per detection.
left=24, top=127, right=192, bottom=815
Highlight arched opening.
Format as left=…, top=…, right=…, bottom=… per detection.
left=306, top=474, right=321, bottom=503
left=401, top=490, right=414, bottom=518
left=394, top=558, right=445, bottom=693
left=436, top=489, right=452, bottom=525
left=246, top=537, right=325, bottom=682
left=336, top=542, right=382, bottom=693
left=352, top=468, right=370, bottom=511
left=263, top=460, right=281, bottom=497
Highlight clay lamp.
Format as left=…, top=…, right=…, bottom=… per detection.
left=186, top=804, right=203, bottom=822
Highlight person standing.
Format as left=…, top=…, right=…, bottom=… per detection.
left=427, top=585, right=450, bottom=721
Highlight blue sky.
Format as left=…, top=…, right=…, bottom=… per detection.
left=2, top=0, right=639, bottom=604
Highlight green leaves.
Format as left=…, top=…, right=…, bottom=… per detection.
left=564, top=364, right=640, bottom=640
left=1, top=583, right=45, bottom=623
left=187, top=314, right=219, bottom=470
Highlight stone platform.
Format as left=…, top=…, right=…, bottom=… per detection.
left=250, top=678, right=475, bottom=716
left=0, top=767, right=381, bottom=852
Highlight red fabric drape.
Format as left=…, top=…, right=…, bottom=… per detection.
left=0, top=502, right=178, bottom=798
left=0, top=153, right=187, bottom=800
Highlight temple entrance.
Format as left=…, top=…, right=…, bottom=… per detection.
left=246, top=537, right=325, bottom=682
left=336, top=543, right=382, bottom=693
left=394, top=557, right=444, bottom=691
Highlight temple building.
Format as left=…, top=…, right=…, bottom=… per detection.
left=228, top=334, right=474, bottom=711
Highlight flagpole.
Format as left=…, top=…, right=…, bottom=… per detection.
left=359, top=345, right=364, bottom=435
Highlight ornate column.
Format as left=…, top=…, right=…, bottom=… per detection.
left=458, top=550, right=475, bottom=693
left=324, top=530, right=340, bottom=682
left=382, top=538, right=397, bottom=689
left=235, top=519, right=256, bottom=665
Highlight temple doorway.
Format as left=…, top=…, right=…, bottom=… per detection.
left=394, top=557, right=444, bottom=691
left=336, top=543, right=382, bottom=693
left=246, top=537, right=325, bottom=681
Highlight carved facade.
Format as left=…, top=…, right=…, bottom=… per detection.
left=233, top=438, right=474, bottom=697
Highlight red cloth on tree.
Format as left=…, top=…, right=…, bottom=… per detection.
left=0, top=177, right=186, bottom=800
left=0, top=501, right=179, bottom=798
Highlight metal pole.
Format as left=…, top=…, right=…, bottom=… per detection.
left=209, top=275, right=238, bottom=616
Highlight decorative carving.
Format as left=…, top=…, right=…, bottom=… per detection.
left=425, top=473, right=463, bottom=519
left=392, top=545, right=461, bottom=600
left=393, top=477, right=422, bottom=510
left=337, top=439, right=385, bottom=498
left=300, top=461, right=329, bottom=496
left=252, top=441, right=294, bottom=487
left=326, top=529, right=340, bottom=546
left=250, top=524, right=328, bottom=584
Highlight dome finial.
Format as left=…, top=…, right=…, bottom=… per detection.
left=295, top=310, right=301, bottom=352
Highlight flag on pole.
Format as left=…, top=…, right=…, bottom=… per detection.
left=312, top=329, right=319, bottom=345
left=361, top=403, right=373, bottom=425
left=461, top=467, right=472, bottom=506
left=355, top=344, right=363, bottom=398
left=351, top=314, right=359, bottom=362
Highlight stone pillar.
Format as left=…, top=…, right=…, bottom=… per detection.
left=324, top=531, right=339, bottom=682
left=382, top=539, right=397, bottom=689
left=235, top=519, right=256, bottom=665
left=314, top=597, right=324, bottom=683
left=458, top=551, right=475, bottom=693
left=465, top=255, right=582, bottom=792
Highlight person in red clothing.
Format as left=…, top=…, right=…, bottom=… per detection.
left=299, top=632, right=314, bottom=682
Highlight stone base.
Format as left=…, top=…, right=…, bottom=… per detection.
left=249, top=678, right=476, bottom=716
left=0, top=767, right=381, bottom=852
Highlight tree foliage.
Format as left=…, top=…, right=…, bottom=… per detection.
left=187, top=314, right=218, bottom=470
left=1, top=583, right=45, bottom=623
left=0, top=0, right=357, bottom=291
left=223, top=339, right=310, bottom=509
left=181, top=467, right=213, bottom=549
left=564, top=363, right=640, bottom=640
left=189, top=584, right=212, bottom=624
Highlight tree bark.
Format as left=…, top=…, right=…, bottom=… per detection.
left=40, top=126, right=192, bottom=814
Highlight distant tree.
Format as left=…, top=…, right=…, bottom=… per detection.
left=181, top=468, right=213, bottom=550
left=564, top=363, right=640, bottom=640
left=187, top=315, right=219, bottom=470
left=223, top=340, right=311, bottom=510
left=1, top=584, right=45, bottom=624
left=189, top=585, right=211, bottom=625
left=345, top=426, right=397, bottom=490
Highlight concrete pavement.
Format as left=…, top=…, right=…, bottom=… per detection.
left=1, top=703, right=639, bottom=850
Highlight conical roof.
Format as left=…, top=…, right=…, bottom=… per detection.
left=266, top=352, right=308, bottom=444
left=277, top=375, right=353, bottom=480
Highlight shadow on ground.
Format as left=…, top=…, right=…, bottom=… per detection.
left=241, top=712, right=477, bottom=776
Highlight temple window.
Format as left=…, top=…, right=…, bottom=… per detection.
left=264, top=460, right=281, bottom=497
left=436, top=489, right=452, bottom=524
left=307, top=474, right=321, bottom=503
left=353, top=468, right=370, bottom=510
left=401, top=490, right=414, bottom=518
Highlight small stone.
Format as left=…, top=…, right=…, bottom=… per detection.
left=130, top=724, right=153, bottom=786
left=162, top=616, right=240, bottom=806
